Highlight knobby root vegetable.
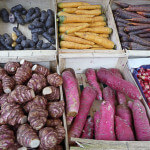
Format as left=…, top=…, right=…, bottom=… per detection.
left=46, top=119, right=62, bottom=127
left=81, top=116, right=94, bottom=139
left=0, top=67, right=7, bottom=80
left=85, top=68, right=102, bottom=100
left=128, top=100, right=150, bottom=141
left=48, top=101, right=65, bottom=118
left=24, top=95, right=47, bottom=112
left=42, top=86, right=60, bottom=101
left=62, top=70, right=80, bottom=117
left=27, top=73, right=47, bottom=93
left=28, top=106, right=48, bottom=130
left=94, top=111, right=101, bottom=140
left=96, top=101, right=116, bottom=140
left=8, top=85, right=35, bottom=104
left=0, top=81, right=3, bottom=95
left=66, top=116, right=74, bottom=126
left=17, top=124, right=40, bottom=148
left=39, top=127, right=57, bottom=149
left=20, top=59, right=33, bottom=68
left=32, top=64, right=50, bottom=76
left=0, top=125, right=15, bottom=149
left=0, top=94, right=8, bottom=106
left=69, top=87, right=96, bottom=138
left=115, top=116, right=135, bottom=141
left=116, top=104, right=132, bottom=127
left=0, top=102, right=27, bottom=126
left=2, top=75, right=15, bottom=93
left=4, top=62, right=20, bottom=75
left=55, top=125, right=65, bottom=144
left=97, top=68, right=141, bottom=100
left=47, top=73, right=63, bottom=87
left=15, top=66, right=32, bottom=85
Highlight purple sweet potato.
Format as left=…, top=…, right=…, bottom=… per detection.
left=97, top=68, right=141, bottom=100
left=115, top=116, right=135, bottom=141
left=96, top=101, right=116, bottom=140
left=94, top=111, right=100, bottom=140
left=69, top=87, right=96, bottom=138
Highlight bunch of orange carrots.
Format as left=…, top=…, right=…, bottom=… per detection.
left=57, top=2, right=115, bottom=50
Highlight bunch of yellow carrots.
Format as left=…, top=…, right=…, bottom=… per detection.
left=58, top=2, right=115, bottom=50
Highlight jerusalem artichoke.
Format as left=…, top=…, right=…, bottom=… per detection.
left=55, top=125, right=65, bottom=144
left=0, top=67, right=7, bottom=80
left=46, top=119, right=62, bottom=127
left=20, top=59, right=33, bottom=68
left=0, top=81, right=3, bottom=95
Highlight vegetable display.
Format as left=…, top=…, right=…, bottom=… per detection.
left=0, top=59, right=65, bottom=149
left=58, top=2, right=115, bottom=50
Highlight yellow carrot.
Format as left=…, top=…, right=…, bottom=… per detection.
left=61, top=47, right=68, bottom=49
left=63, top=8, right=77, bottom=13
left=77, top=5, right=102, bottom=10
left=99, top=34, right=109, bottom=38
left=75, top=9, right=102, bottom=16
left=75, top=32, right=115, bottom=49
left=58, top=2, right=90, bottom=8
left=59, top=26, right=72, bottom=32
left=91, top=47, right=109, bottom=50
left=93, top=16, right=106, bottom=22
left=92, top=44, right=103, bottom=48
left=59, top=33, right=76, bottom=36
left=61, top=34, right=95, bottom=45
left=59, top=23, right=89, bottom=27
left=60, top=41, right=92, bottom=49
left=89, top=21, right=106, bottom=27
left=65, top=23, right=89, bottom=34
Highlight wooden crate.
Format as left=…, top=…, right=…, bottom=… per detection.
left=111, top=0, right=150, bottom=57
left=59, top=53, right=150, bottom=150
left=56, top=0, right=123, bottom=54
left=0, top=52, right=69, bottom=150
left=0, top=0, right=57, bottom=53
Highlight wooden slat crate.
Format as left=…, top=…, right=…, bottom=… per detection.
left=59, top=52, right=150, bottom=150
left=56, top=0, right=123, bottom=54
left=0, top=0, right=57, bottom=53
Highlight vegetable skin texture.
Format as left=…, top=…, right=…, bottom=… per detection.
left=32, top=64, right=50, bottom=77
left=115, top=116, right=135, bottom=141
left=124, top=25, right=150, bottom=32
left=125, top=6, right=150, bottom=12
left=0, top=94, right=8, bottom=106
left=94, top=111, right=100, bottom=140
left=63, top=8, right=77, bottom=13
left=47, top=73, right=63, bottom=87
left=17, top=124, right=40, bottom=148
left=46, top=119, right=62, bottom=127
left=90, top=21, right=106, bottom=27
left=69, top=87, right=96, bottom=138
left=85, top=68, right=102, bottom=100
left=114, top=1, right=129, bottom=8
left=55, top=125, right=65, bottom=144
left=0, top=102, right=27, bottom=126
left=62, top=70, right=80, bottom=117
left=4, top=62, right=20, bottom=75
left=66, top=116, right=74, bottom=125
left=138, top=33, right=150, bottom=38
left=75, top=9, right=102, bottom=16
left=27, top=73, right=47, bottom=93
left=137, top=12, right=150, bottom=18
left=97, top=68, right=141, bottom=100
left=0, top=67, right=7, bottom=80
left=8, top=85, right=35, bottom=104
left=81, top=116, right=94, bottom=139
left=0, top=81, right=3, bottom=95
left=58, top=2, right=90, bottom=8
left=128, top=18, right=150, bottom=23
left=129, top=29, right=150, bottom=35
left=78, top=5, right=101, bottom=10
left=116, top=104, right=132, bottom=127
left=129, top=42, right=150, bottom=50
left=39, top=127, right=57, bottom=149
left=48, top=101, right=65, bottom=118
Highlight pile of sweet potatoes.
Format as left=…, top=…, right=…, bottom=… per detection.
left=62, top=67, right=150, bottom=141
left=0, top=60, right=65, bottom=149
left=113, top=2, right=150, bottom=50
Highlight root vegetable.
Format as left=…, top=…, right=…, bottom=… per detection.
left=17, top=124, right=40, bottom=148
left=69, top=87, right=96, bottom=138
left=0, top=94, right=8, bottom=105
left=97, top=68, right=141, bottom=100
left=55, top=125, right=65, bottom=144
left=125, top=6, right=150, bottom=12
left=85, top=68, right=102, bottom=100
left=48, top=101, right=65, bottom=118
left=124, top=25, right=150, bottom=32
left=39, top=127, right=57, bottom=149
left=94, top=111, right=101, bottom=140
left=78, top=5, right=101, bottom=10
left=96, top=101, right=116, bottom=140
left=47, top=73, right=63, bottom=87
left=46, top=119, right=62, bottom=127
left=66, top=116, right=74, bottom=126
left=0, top=81, right=3, bottom=95
left=8, top=85, right=35, bottom=104
left=62, top=70, right=80, bottom=117
left=128, top=100, right=150, bottom=141
left=115, top=116, right=135, bottom=141
left=81, top=116, right=94, bottom=139
left=0, top=102, right=27, bottom=126
left=0, top=67, right=7, bottom=80
left=32, top=64, right=50, bottom=77
left=58, top=2, right=90, bottom=8
left=42, top=86, right=60, bottom=101
left=75, top=9, right=102, bottom=16
left=27, top=73, right=47, bottom=93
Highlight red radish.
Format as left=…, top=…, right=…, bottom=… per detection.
left=94, top=111, right=100, bottom=139
left=128, top=100, right=150, bottom=141
left=96, top=101, right=116, bottom=140
left=81, top=116, right=94, bottom=139
left=115, top=116, right=135, bottom=141
left=62, top=70, right=80, bottom=117
left=116, top=104, right=132, bottom=127
left=85, top=68, right=102, bottom=100
left=69, top=87, right=96, bottom=138
left=66, top=116, right=74, bottom=126
left=97, top=68, right=141, bottom=100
